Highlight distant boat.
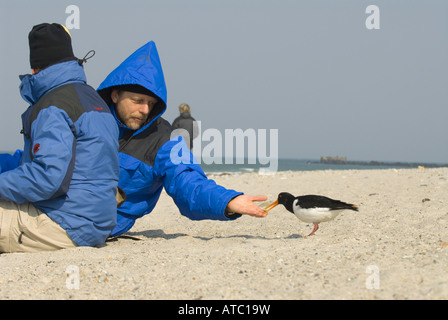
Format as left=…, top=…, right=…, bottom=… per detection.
left=320, top=156, right=347, bottom=164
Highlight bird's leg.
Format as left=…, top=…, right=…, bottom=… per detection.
left=308, top=223, right=319, bottom=236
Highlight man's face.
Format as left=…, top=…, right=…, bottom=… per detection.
left=111, top=90, right=158, bottom=130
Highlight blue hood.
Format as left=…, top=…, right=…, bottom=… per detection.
left=20, top=60, right=86, bottom=105
left=97, top=41, right=167, bottom=135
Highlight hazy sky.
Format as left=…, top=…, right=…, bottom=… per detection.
left=0, top=0, right=447, bottom=163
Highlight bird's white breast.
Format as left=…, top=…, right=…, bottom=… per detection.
left=292, top=199, right=343, bottom=223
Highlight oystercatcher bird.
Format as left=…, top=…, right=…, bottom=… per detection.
left=264, top=192, right=358, bottom=236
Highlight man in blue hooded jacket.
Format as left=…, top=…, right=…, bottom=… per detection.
left=0, top=23, right=119, bottom=252
left=98, top=41, right=267, bottom=237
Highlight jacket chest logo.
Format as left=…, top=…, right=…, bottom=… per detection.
left=33, top=143, right=40, bottom=154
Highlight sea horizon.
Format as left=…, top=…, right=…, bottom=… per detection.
left=0, top=150, right=446, bottom=174
left=200, top=157, right=448, bottom=175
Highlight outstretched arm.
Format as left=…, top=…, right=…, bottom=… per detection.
left=154, top=136, right=267, bottom=221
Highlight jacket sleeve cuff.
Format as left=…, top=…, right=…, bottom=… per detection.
left=223, top=193, right=243, bottom=220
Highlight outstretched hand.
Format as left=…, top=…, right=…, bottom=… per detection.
left=226, top=195, right=268, bottom=218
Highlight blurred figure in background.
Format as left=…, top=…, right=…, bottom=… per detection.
left=172, top=103, right=199, bottom=150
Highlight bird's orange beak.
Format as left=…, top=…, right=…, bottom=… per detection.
left=264, top=200, right=278, bottom=213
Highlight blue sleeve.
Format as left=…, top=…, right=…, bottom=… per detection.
left=0, top=149, right=23, bottom=173
left=0, top=107, right=75, bottom=203
left=154, top=136, right=243, bottom=221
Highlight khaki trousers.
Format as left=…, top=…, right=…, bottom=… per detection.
left=0, top=201, right=77, bottom=253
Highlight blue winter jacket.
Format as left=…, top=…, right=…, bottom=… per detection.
left=0, top=60, right=120, bottom=246
left=97, top=42, right=242, bottom=236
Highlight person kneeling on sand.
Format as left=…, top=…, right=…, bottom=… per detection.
left=97, top=41, right=267, bottom=238
left=0, top=23, right=119, bottom=253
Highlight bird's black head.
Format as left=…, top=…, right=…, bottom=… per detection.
left=277, top=192, right=295, bottom=214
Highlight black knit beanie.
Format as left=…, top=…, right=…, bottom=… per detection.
left=29, top=23, right=76, bottom=69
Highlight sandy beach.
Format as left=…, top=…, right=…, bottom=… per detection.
left=0, top=167, right=447, bottom=300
